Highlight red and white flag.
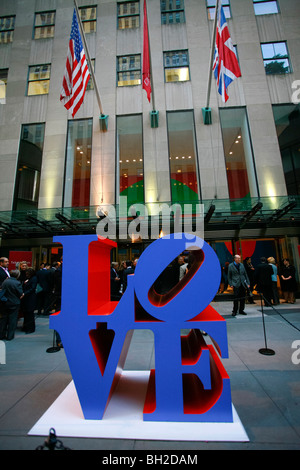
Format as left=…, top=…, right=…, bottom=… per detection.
left=142, top=0, right=151, bottom=102
left=60, top=9, right=90, bottom=117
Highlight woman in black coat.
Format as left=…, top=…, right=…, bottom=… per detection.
left=22, top=268, right=37, bottom=334
left=280, top=258, right=297, bottom=304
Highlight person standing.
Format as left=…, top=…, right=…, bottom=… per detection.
left=122, top=261, right=134, bottom=292
left=0, top=270, right=23, bottom=340
left=0, top=257, right=10, bottom=318
left=280, top=258, right=297, bottom=304
left=268, top=257, right=280, bottom=305
left=243, top=257, right=255, bottom=303
left=22, top=268, right=37, bottom=334
left=110, top=262, right=121, bottom=300
left=0, top=257, right=10, bottom=288
left=228, top=255, right=250, bottom=316
left=36, top=263, right=53, bottom=315
left=255, top=257, right=273, bottom=306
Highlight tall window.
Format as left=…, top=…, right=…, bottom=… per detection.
left=27, top=64, right=51, bottom=96
left=117, top=55, right=141, bottom=87
left=219, top=107, right=258, bottom=201
left=0, top=16, right=15, bottom=43
left=64, top=119, right=93, bottom=208
left=0, top=69, right=8, bottom=104
left=117, top=115, right=144, bottom=205
left=117, top=1, right=140, bottom=29
left=253, top=0, right=279, bottom=15
left=167, top=111, right=200, bottom=202
left=34, top=11, right=55, bottom=39
left=86, top=59, right=95, bottom=91
left=261, top=42, right=291, bottom=75
left=207, top=0, right=231, bottom=20
left=161, top=0, right=185, bottom=25
left=79, top=6, right=97, bottom=34
left=14, top=123, right=45, bottom=210
left=273, top=104, right=300, bottom=196
left=164, top=50, right=190, bottom=82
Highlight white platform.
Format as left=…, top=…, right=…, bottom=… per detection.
left=28, top=371, right=249, bottom=442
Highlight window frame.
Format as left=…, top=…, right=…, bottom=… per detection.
left=253, top=0, right=279, bottom=15
left=163, top=50, right=190, bottom=83
left=33, top=10, right=56, bottom=40
left=219, top=106, right=259, bottom=200
left=117, top=1, right=140, bottom=30
left=116, top=54, right=142, bottom=87
left=161, top=0, right=185, bottom=25
left=0, top=68, right=8, bottom=103
left=13, top=122, right=46, bottom=211
left=63, top=118, right=93, bottom=208
left=116, top=113, right=144, bottom=205
left=27, top=64, right=51, bottom=96
left=0, top=15, right=16, bottom=44
left=86, top=59, right=95, bottom=91
left=261, top=41, right=292, bottom=75
left=206, top=0, right=231, bottom=20
left=79, top=5, right=97, bottom=34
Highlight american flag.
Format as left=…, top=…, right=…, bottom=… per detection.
left=213, top=3, right=241, bottom=102
left=60, top=9, right=90, bottom=117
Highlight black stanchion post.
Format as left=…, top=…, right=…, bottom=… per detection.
left=259, top=294, right=275, bottom=356
left=46, top=330, right=61, bottom=353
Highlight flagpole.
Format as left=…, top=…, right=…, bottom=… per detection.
left=205, top=0, right=220, bottom=110
left=73, top=0, right=104, bottom=116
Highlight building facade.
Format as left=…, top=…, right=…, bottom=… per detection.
left=0, top=0, right=299, bottom=291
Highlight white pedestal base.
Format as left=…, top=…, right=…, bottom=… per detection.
left=28, top=371, right=249, bottom=442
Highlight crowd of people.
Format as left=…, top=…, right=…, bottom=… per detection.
left=110, top=259, right=139, bottom=301
left=221, top=255, right=297, bottom=317
left=110, top=253, right=194, bottom=301
left=0, top=257, right=62, bottom=341
left=0, top=250, right=297, bottom=340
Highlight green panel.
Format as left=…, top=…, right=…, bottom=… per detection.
left=120, top=180, right=144, bottom=205
left=170, top=179, right=198, bottom=202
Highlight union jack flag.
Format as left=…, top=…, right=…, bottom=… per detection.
left=60, top=9, right=90, bottom=117
left=213, top=3, right=241, bottom=102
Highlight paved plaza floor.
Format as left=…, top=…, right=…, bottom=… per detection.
left=0, top=299, right=299, bottom=451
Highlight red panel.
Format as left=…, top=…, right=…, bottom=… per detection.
left=226, top=169, right=250, bottom=199
left=9, top=251, right=33, bottom=270
left=88, top=238, right=118, bottom=316
left=72, top=178, right=90, bottom=207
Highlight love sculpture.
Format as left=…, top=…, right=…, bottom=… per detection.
left=50, top=233, right=233, bottom=423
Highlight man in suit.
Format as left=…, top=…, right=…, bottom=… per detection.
left=0, top=269, right=23, bottom=340
left=110, top=262, right=121, bottom=300
left=123, top=261, right=134, bottom=292
left=255, top=257, right=273, bottom=306
left=228, top=254, right=250, bottom=316
left=36, top=263, right=54, bottom=315
left=0, top=257, right=9, bottom=288
left=0, top=257, right=10, bottom=317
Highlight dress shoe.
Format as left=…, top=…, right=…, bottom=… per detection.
left=239, top=311, right=247, bottom=315
left=232, top=312, right=237, bottom=317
